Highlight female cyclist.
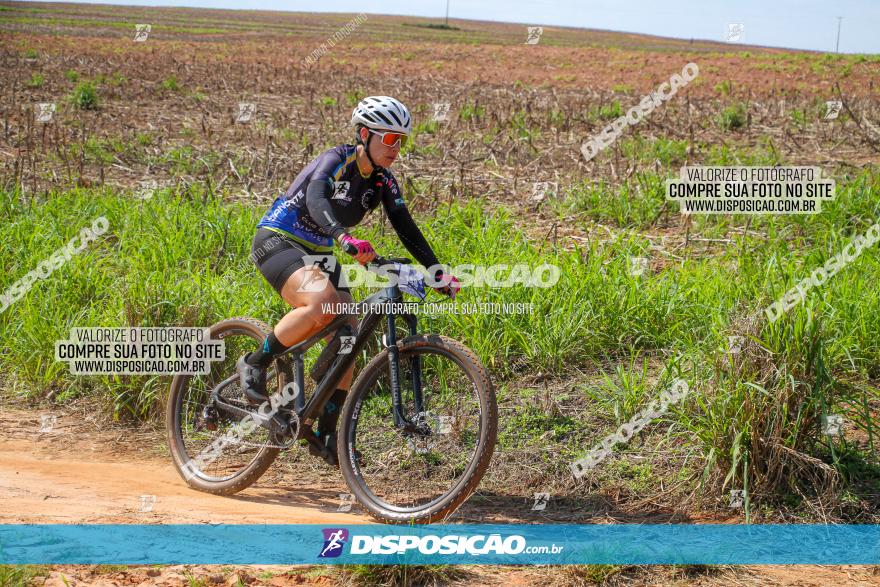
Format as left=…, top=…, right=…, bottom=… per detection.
left=238, top=96, right=460, bottom=462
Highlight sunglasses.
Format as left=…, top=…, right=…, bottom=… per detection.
left=368, top=129, right=408, bottom=149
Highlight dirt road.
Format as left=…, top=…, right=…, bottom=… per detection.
left=0, top=407, right=366, bottom=525
left=2, top=407, right=879, bottom=586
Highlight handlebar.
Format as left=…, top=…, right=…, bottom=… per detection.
left=341, top=243, right=454, bottom=299
left=340, top=242, right=410, bottom=269
left=340, top=241, right=357, bottom=257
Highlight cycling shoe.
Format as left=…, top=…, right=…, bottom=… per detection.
left=236, top=353, right=268, bottom=405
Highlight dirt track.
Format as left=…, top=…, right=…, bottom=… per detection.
left=2, top=407, right=880, bottom=585
left=0, top=407, right=367, bottom=525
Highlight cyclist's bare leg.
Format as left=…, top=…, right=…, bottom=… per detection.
left=274, top=265, right=358, bottom=390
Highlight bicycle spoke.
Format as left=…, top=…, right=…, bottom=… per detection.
left=173, top=329, right=277, bottom=482
left=350, top=348, right=484, bottom=511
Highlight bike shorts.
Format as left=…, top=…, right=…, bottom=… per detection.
left=251, top=228, right=350, bottom=296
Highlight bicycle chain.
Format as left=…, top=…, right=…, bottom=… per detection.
left=208, top=426, right=298, bottom=450
left=211, top=395, right=300, bottom=449
left=224, top=437, right=294, bottom=450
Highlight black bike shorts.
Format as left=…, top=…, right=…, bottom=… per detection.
left=251, top=228, right=349, bottom=296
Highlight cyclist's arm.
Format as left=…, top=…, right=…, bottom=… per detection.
left=305, top=180, right=347, bottom=241
left=304, top=149, right=348, bottom=241
left=380, top=173, right=443, bottom=274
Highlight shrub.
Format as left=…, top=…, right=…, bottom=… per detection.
left=718, top=103, right=747, bottom=131
left=26, top=72, right=45, bottom=88
left=70, top=81, right=99, bottom=110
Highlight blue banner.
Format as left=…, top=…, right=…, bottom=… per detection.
left=1, top=524, right=878, bottom=565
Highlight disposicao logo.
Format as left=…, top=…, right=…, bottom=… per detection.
left=318, top=528, right=349, bottom=558
left=348, top=533, right=530, bottom=555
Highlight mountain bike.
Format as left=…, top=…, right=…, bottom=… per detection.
left=166, top=254, right=497, bottom=524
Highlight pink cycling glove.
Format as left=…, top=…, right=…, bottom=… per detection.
left=435, top=273, right=461, bottom=300
left=339, top=234, right=376, bottom=264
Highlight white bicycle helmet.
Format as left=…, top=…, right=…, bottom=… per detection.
left=351, top=96, right=412, bottom=135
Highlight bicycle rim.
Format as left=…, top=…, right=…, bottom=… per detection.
left=169, top=319, right=282, bottom=485
left=342, top=338, right=494, bottom=519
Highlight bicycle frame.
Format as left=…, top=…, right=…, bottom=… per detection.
left=210, top=262, right=426, bottom=441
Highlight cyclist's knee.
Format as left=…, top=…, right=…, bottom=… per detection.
left=311, top=307, right=337, bottom=329
left=302, top=290, right=347, bottom=329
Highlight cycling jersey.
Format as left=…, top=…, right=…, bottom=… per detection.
left=258, top=144, right=441, bottom=270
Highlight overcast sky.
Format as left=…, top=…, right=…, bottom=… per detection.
left=34, top=0, right=880, bottom=53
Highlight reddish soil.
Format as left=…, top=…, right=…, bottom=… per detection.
left=2, top=406, right=879, bottom=585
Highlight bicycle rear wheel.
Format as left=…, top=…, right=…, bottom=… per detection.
left=337, top=334, right=497, bottom=523
left=166, top=317, right=289, bottom=495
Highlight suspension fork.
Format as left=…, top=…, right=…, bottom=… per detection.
left=402, top=312, right=424, bottom=415
left=386, top=313, right=404, bottom=428
left=387, top=311, right=424, bottom=429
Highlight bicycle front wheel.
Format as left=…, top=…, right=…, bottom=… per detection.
left=337, top=334, right=497, bottom=524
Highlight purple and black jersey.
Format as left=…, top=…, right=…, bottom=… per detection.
left=258, top=144, right=441, bottom=269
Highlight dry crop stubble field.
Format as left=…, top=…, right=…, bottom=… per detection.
left=2, top=1, right=880, bottom=585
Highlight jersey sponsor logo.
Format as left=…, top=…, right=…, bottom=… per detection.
left=331, top=181, right=351, bottom=201
left=266, top=199, right=294, bottom=222
left=289, top=189, right=305, bottom=206
left=381, top=172, right=400, bottom=196
left=360, top=190, right=374, bottom=209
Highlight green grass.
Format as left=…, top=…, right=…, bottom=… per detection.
left=0, top=565, right=51, bottom=586
left=161, top=75, right=180, bottom=92
left=94, top=72, right=126, bottom=87
left=500, top=405, right=579, bottom=449
left=344, top=89, right=365, bottom=107
left=155, top=145, right=224, bottom=176
left=714, top=80, right=733, bottom=96
left=412, top=119, right=439, bottom=135
left=332, top=564, right=470, bottom=586
left=718, top=102, right=748, bottom=131
left=590, top=100, right=624, bottom=121
left=25, top=72, right=44, bottom=88
left=557, top=164, right=879, bottom=499
left=1, top=163, right=878, bottom=508
left=69, top=80, right=98, bottom=110
left=557, top=173, right=667, bottom=228
left=559, top=140, right=787, bottom=229
left=70, top=137, right=115, bottom=165
left=561, top=564, right=632, bottom=583
left=458, top=102, right=486, bottom=121
left=0, top=15, right=227, bottom=35
left=619, top=137, right=689, bottom=167
left=135, top=132, right=154, bottom=147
